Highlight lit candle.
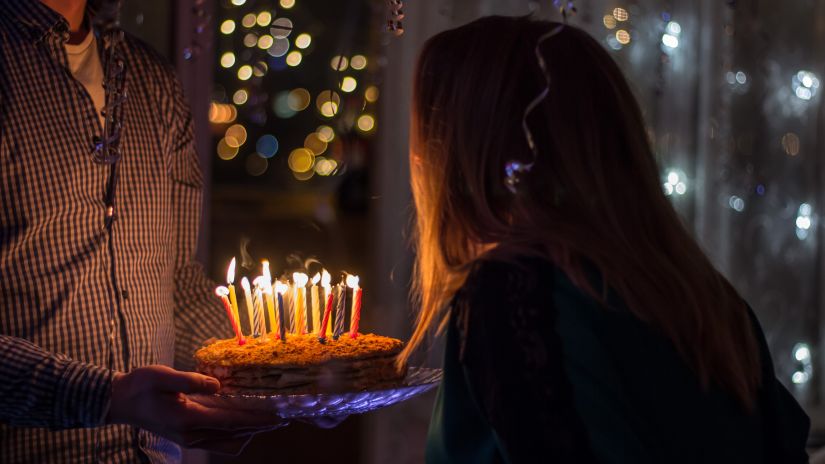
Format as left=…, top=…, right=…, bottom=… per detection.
left=347, top=275, right=362, bottom=338
left=293, top=272, right=309, bottom=334
left=253, top=282, right=266, bottom=339
left=275, top=280, right=288, bottom=341
left=322, top=270, right=332, bottom=337
left=260, top=262, right=279, bottom=338
left=240, top=277, right=255, bottom=337
left=226, top=258, right=243, bottom=337
left=215, top=286, right=246, bottom=345
left=310, top=273, right=321, bottom=334
left=318, top=282, right=334, bottom=342
left=334, top=279, right=346, bottom=340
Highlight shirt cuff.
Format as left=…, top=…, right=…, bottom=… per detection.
left=55, top=359, right=113, bottom=428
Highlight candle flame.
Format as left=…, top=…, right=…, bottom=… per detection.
left=253, top=275, right=270, bottom=292
left=346, top=274, right=360, bottom=289
left=321, top=269, right=331, bottom=288
left=262, top=260, right=272, bottom=281
left=215, top=286, right=230, bottom=297
left=311, top=272, right=321, bottom=285
left=227, top=257, right=236, bottom=284
left=293, top=272, right=309, bottom=287
left=241, top=276, right=251, bottom=291
left=275, top=281, right=289, bottom=294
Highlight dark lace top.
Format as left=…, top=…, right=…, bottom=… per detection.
left=425, top=255, right=810, bottom=464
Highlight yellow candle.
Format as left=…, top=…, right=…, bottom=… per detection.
left=310, top=273, right=321, bottom=334
left=260, top=262, right=279, bottom=336
left=293, top=272, right=309, bottom=334
left=227, top=257, right=243, bottom=337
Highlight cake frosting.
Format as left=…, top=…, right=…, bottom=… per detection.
left=195, top=333, right=407, bottom=394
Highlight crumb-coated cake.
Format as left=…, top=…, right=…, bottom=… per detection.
left=195, top=333, right=407, bottom=394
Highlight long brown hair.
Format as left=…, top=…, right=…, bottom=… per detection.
left=398, top=16, right=761, bottom=410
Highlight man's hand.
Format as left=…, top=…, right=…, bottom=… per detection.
left=107, top=365, right=285, bottom=455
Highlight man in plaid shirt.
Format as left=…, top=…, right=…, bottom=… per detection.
left=0, top=0, right=281, bottom=461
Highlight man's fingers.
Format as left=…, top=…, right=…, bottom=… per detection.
left=149, top=367, right=220, bottom=394
left=182, top=399, right=286, bottom=430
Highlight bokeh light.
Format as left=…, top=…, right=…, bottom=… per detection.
left=237, top=65, right=252, bottom=80
left=613, top=7, right=628, bottom=21
left=271, top=18, right=293, bottom=39
left=273, top=91, right=297, bottom=118
left=231, top=0, right=246, bottom=5
left=295, top=33, right=312, bottom=49
left=226, top=124, right=248, bottom=146
left=782, top=132, right=800, bottom=156
left=233, top=89, right=248, bottom=105
left=365, top=85, right=379, bottom=103
left=350, top=55, right=367, bottom=70
left=356, top=114, right=375, bottom=133
left=256, top=11, right=272, bottom=27
left=256, top=135, right=279, bottom=158
left=304, top=133, right=328, bottom=155
left=293, top=169, right=315, bottom=181
left=220, top=20, right=236, bottom=35
left=314, top=157, right=338, bottom=176
left=243, top=33, right=258, bottom=48
left=241, top=13, right=256, bottom=28
left=603, top=15, right=616, bottom=29
left=330, top=55, right=348, bottom=71
left=246, top=153, right=268, bottom=176
left=267, top=37, right=290, bottom=57
left=209, top=103, right=237, bottom=124
left=340, top=76, right=357, bottom=93
left=792, top=70, right=820, bottom=101
left=286, top=50, right=302, bottom=67
left=316, top=125, right=335, bottom=142
left=220, top=52, right=236, bottom=68
left=217, top=138, right=239, bottom=160
left=280, top=0, right=295, bottom=8
left=287, top=88, right=311, bottom=111
left=616, top=30, right=631, bottom=45
left=258, top=34, right=274, bottom=49
left=316, top=90, right=341, bottom=118
left=288, top=148, right=315, bottom=173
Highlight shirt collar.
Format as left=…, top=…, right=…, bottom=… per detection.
left=0, top=0, right=97, bottom=43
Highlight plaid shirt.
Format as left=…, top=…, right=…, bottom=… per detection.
left=0, top=1, right=231, bottom=462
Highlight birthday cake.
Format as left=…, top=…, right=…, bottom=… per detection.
left=195, top=333, right=406, bottom=394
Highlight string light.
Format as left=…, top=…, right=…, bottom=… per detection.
left=295, top=33, right=312, bottom=49
left=304, top=133, right=328, bottom=155
left=220, top=52, right=236, bottom=68
left=287, top=88, right=311, bottom=111
left=220, top=19, right=236, bottom=35
left=616, top=29, right=631, bottom=45
left=280, top=0, right=296, bottom=9
left=792, top=342, right=812, bottom=385
left=792, top=70, right=819, bottom=101
left=663, top=170, right=687, bottom=196
left=613, top=7, right=629, bottom=21
left=258, top=34, right=274, bottom=49
left=233, top=89, right=248, bottom=105
left=356, top=114, right=376, bottom=133
left=340, top=76, right=357, bottom=92
left=226, top=124, right=248, bottom=146
left=243, top=33, right=258, bottom=48
left=350, top=55, right=367, bottom=70
left=316, top=125, right=335, bottom=142
left=603, top=15, right=616, bottom=29
left=241, top=13, right=256, bottom=28
left=796, top=203, right=813, bottom=240
left=365, top=85, right=380, bottom=102
left=728, top=195, right=745, bottom=212
left=237, top=65, right=252, bottom=80
left=330, top=55, right=348, bottom=71
left=286, top=50, right=303, bottom=66
left=230, top=0, right=246, bottom=5
left=288, top=148, right=315, bottom=173
left=256, top=135, right=279, bottom=158
left=217, top=138, right=239, bottom=160
left=257, top=11, right=273, bottom=27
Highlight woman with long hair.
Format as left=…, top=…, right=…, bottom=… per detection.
left=398, top=16, right=810, bottom=463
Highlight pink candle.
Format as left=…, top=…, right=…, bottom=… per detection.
left=347, top=275, right=362, bottom=338
left=215, top=286, right=246, bottom=345
left=318, top=291, right=334, bottom=342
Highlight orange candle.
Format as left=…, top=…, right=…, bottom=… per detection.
left=347, top=275, right=362, bottom=338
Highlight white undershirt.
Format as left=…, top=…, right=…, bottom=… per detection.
left=64, top=29, right=106, bottom=127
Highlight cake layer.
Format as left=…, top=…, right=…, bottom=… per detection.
left=195, top=333, right=407, bottom=394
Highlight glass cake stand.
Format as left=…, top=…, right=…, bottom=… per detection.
left=190, top=367, right=442, bottom=419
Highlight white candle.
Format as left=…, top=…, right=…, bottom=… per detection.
left=240, top=277, right=255, bottom=337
